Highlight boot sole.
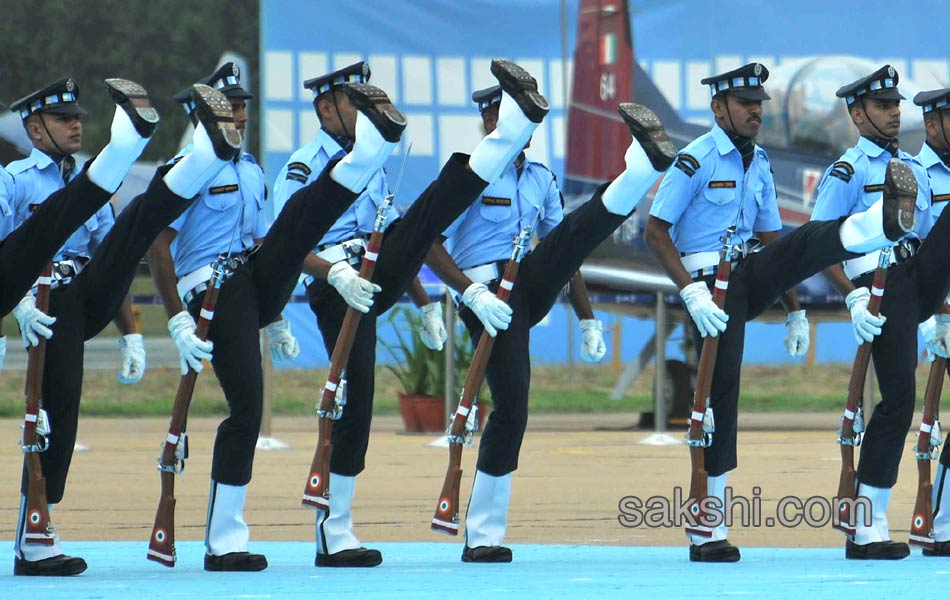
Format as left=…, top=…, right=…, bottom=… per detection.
left=689, top=541, right=741, bottom=563
left=490, top=59, right=550, bottom=124
left=882, top=158, right=917, bottom=241
left=190, top=84, right=242, bottom=161
left=203, top=553, right=268, bottom=572
left=341, top=83, right=406, bottom=144
left=14, top=556, right=88, bottom=576
left=104, top=78, right=159, bottom=138
left=618, top=102, right=677, bottom=171
left=845, top=540, right=910, bottom=560
left=461, top=546, right=513, bottom=563
left=315, top=550, right=383, bottom=567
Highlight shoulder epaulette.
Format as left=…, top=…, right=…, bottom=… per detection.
left=829, top=161, right=854, bottom=183
left=673, top=153, right=700, bottom=177
left=287, top=161, right=312, bottom=176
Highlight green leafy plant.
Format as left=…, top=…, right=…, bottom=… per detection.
left=381, top=305, right=489, bottom=403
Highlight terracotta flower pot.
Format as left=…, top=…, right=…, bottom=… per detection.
left=413, top=395, right=447, bottom=432
left=398, top=393, right=421, bottom=432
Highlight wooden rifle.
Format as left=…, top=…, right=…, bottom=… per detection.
left=684, top=227, right=734, bottom=538
left=302, top=144, right=411, bottom=511
left=147, top=258, right=226, bottom=567
left=21, top=265, right=55, bottom=547
left=431, top=223, right=532, bottom=535
left=908, top=303, right=948, bottom=548
left=833, top=248, right=890, bottom=535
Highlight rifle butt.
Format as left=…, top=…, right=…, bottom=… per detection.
left=833, top=446, right=857, bottom=535
left=23, top=455, right=54, bottom=546
left=909, top=461, right=934, bottom=549
left=431, top=445, right=463, bottom=535
left=302, top=418, right=332, bottom=511
left=147, top=472, right=177, bottom=567
left=685, top=447, right=712, bottom=538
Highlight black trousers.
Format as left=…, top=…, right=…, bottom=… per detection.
left=308, top=153, right=487, bottom=476
left=187, top=161, right=358, bottom=486
left=851, top=207, right=950, bottom=488
left=688, top=219, right=859, bottom=477
left=21, top=168, right=193, bottom=503
left=0, top=167, right=111, bottom=315
left=461, top=185, right=628, bottom=476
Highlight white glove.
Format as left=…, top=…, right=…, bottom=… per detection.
left=117, top=333, right=146, bottom=384
left=680, top=281, right=729, bottom=338
left=168, top=311, right=214, bottom=376
left=419, top=302, right=447, bottom=351
left=845, top=287, right=886, bottom=345
left=265, top=319, right=300, bottom=362
left=0, top=336, right=5, bottom=369
left=327, top=261, right=380, bottom=313
left=925, top=314, right=950, bottom=360
left=579, top=319, right=607, bottom=362
left=783, top=310, right=810, bottom=357
left=12, top=294, right=56, bottom=348
left=461, top=282, right=512, bottom=338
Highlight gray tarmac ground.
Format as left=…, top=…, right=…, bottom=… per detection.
left=0, top=414, right=926, bottom=553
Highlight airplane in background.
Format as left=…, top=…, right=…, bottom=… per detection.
left=566, top=0, right=927, bottom=306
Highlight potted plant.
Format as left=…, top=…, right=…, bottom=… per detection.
left=382, top=305, right=490, bottom=432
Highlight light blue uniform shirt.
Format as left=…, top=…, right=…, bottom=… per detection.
left=916, top=142, right=950, bottom=225
left=0, top=166, right=15, bottom=240
left=8, top=148, right=114, bottom=261
left=272, top=129, right=395, bottom=248
left=811, top=136, right=932, bottom=239
left=650, top=124, right=781, bottom=253
left=168, top=148, right=269, bottom=276
left=443, top=158, right=562, bottom=271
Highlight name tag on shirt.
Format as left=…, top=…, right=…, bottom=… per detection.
left=209, top=184, right=239, bottom=195
left=708, top=180, right=736, bottom=189
left=863, top=183, right=885, bottom=193
left=482, top=196, right=512, bottom=206
left=932, top=193, right=950, bottom=203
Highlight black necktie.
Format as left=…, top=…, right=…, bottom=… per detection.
left=726, top=133, right=755, bottom=171
left=60, top=154, right=76, bottom=184
left=867, top=136, right=898, bottom=157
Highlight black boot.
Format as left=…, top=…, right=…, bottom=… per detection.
left=204, top=551, right=268, bottom=572
left=689, top=540, right=741, bottom=563
left=923, top=540, right=950, bottom=557
left=462, top=545, right=513, bottom=563
left=881, top=158, right=917, bottom=241
left=490, top=59, right=550, bottom=124
left=340, top=84, right=407, bottom=144
left=189, top=84, right=242, bottom=161
left=14, top=554, right=87, bottom=576
left=618, top=103, right=677, bottom=171
left=103, top=78, right=159, bottom=138
left=316, top=547, right=382, bottom=568
left=845, top=539, right=910, bottom=560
